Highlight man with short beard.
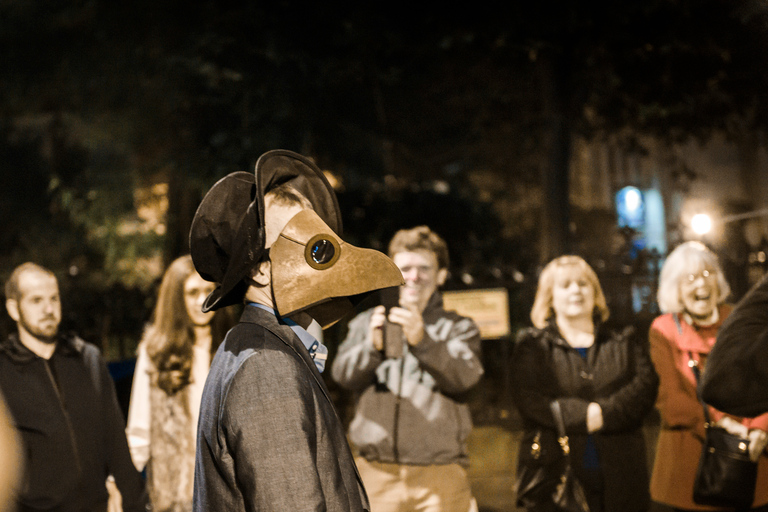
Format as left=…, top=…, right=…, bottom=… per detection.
left=0, top=262, right=147, bottom=512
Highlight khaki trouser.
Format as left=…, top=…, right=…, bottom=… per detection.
left=356, top=457, right=473, bottom=512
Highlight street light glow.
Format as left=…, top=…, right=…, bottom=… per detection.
left=691, top=213, right=712, bottom=235
left=624, top=187, right=642, bottom=212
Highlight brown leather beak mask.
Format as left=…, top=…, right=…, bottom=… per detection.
left=270, top=209, right=404, bottom=328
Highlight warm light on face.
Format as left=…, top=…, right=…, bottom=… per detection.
left=551, top=267, right=595, bottom=322
left=14, top=271, right=62, bottom=342
left=393, top=250, right=447, bottom=312
left=690, top=213, right=712, bottom=236
left=184, top=273, right=216, bottom=326
left=679, top=265, right=719, bottom=321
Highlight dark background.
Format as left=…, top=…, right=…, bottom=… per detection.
left=3, top=0, right=768, bottom=428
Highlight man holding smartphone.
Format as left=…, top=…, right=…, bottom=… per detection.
left=332, top=226, right=484, bottom=512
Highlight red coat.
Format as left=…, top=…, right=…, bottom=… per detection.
left=649, top=306, right=768, bottom=510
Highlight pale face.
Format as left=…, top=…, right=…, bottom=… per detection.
left=679, top=266, right=719, bottom=321
left=393, top=250, right=447, bottom=312
left=551, top=268, right=596, bottom=322
left=11, top=271, right=61, bottom=343
left=184, top=273, right=216, bottom=326
left=263, top=194, right=307, bottom=248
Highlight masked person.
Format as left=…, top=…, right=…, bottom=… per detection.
left=0, top=263, right=148, bottom=512
left=189, top=150, right=403, bottom=512
left=331, top=226, right=484, bottom=512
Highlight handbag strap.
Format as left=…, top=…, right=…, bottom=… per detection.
left=550, top=400, right=571, bottom=456
left=676, top=313, right=713, bottom=425
left=673, top=312, right=684, bottom=335
left=687, top=351, right=713, bottom=425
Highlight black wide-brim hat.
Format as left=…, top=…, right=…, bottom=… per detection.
left=189, top=149, right=342, bottom=311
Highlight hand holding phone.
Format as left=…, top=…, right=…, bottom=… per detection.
left=379, top=287, right=404, bottom=358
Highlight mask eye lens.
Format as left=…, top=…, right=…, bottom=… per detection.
left=311, top=239, right=335, bottom=264
left=305, top=234, right=341, bottom=270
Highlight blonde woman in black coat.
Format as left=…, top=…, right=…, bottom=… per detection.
left=511, top=255, right=659, bottom=512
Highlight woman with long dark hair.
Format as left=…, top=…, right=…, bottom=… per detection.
left=126, top=255, right=236, bottom=512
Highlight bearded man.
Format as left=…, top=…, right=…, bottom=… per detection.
left=0, top=262, right=147, bottom=512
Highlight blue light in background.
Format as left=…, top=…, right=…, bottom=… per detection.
left=616, top=186, right=645, bottom=229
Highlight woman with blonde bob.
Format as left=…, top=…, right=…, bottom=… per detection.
left=125, top=255, right=236, bottom=512
left=511, top=255, right=658, bottom=512
left=649, top=241, right=768, bottom=511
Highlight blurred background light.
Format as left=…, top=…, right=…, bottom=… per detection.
left=616, top=186, right=645, bottom=229
left=691, top=213, right=713, bottom=236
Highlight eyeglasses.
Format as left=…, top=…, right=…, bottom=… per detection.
left=685, top=269, right=714, bottom=283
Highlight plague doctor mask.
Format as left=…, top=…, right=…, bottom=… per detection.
left=270, top=209, right=403, bottom=328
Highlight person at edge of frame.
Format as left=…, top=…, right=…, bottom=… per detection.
left=648, top=241, right=768, bottom=512
left=0, top=262, right=148, bottom=512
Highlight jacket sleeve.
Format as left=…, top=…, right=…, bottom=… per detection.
left=223, top=352, right=329, bottom=512
left=511, top=332, right=589, bottom=432
left=409, top=315, right=484, bottom=395
left=331, top=310, right=385, bottom=391
left=90, top=349, right=148, bottom=512
left=701, top=275, right=768, bottom=417
left=745, top=412, right=768, bottom=433
left=648, top=322, right=706, bottom=439
left=125, top=343, right=150, bottom=471
left=596, top=331, right=659, bottom=433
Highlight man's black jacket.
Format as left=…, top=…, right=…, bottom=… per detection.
left=0, top=333, right=147, bottom=512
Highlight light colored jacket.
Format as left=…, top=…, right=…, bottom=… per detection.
left=332, top=292, right=484, bottom=466
left=125, top=338, right=210, bottom=471
left=126, top=335, right=212, bottom=511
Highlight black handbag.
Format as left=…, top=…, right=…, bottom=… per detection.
left=515, top=401, right=590, bottom=512
left=689, top=352, right=758, bottom=509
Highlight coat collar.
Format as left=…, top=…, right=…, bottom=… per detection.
left=668, top=304, right=731, bottom=353
left=0, top=332, right=85, bottom=364
left=238, top=305, right=332, bottom=395
left=540, top=316, right=611, bottom=349
left=238, top=304, right=370, bottom=503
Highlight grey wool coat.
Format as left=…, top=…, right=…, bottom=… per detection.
left=193, top=305, right=370, bottom=512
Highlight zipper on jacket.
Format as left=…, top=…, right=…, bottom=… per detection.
left=392, top=356, right=406, bottom=463
left=44, top=360, right=82, bottom=475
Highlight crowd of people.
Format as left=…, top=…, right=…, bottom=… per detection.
left=510, top=242, right=768, bottom=512
left=1, top=149, right=768, bottom=512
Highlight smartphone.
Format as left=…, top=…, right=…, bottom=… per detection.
left=379, top=286, right=404, bottom=358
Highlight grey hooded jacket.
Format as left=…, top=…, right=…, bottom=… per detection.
left=332, top=293, right=484, bottom=466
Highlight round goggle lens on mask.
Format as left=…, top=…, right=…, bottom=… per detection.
left=311, top=239, right=335, bottom=264
left=305, top=234, right=341, bottom=270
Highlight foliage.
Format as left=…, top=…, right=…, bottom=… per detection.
left=2, top=0, right=768, bottom=357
